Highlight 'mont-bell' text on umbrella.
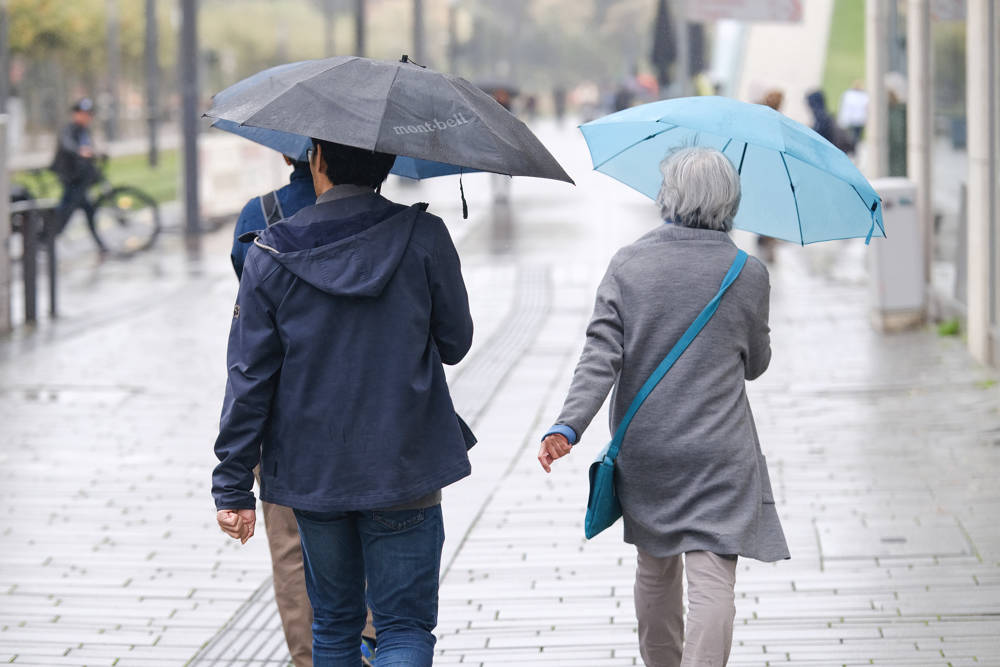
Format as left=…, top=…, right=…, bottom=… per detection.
left=393, top=112, right=472, bottom=136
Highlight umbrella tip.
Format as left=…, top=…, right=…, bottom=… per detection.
left=400, top=54, right=426, bottom=68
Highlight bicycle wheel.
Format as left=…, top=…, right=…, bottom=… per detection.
left=92, top=186, right=161, bottom=255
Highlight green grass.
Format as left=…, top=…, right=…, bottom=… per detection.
left=13, top=149, right=179, bottom=204
left=105, top=149, right=179, bottom=204
left=823, top=0, right=866, bottom=115
left=937, top=317, right=962, bottom=337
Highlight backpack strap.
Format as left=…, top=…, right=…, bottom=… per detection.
left=259, top=191, right=285, bottom=226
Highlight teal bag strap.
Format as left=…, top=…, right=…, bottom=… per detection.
left=603, top=249, right=748, bottom=463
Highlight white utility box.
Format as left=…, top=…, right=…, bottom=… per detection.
left=867, top=177, right=926, bottom=332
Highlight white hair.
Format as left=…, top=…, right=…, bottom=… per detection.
left=656, top=146, right=741, bottom=232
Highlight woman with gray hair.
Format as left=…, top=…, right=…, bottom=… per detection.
left=538, top=146, right=789, bottom=666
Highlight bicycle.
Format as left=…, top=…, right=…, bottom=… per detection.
left=13, top=155, right=161, bottom=257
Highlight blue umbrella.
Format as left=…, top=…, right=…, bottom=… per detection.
left=210, top=117, right=474, bottom=180
left=580, top=96, right=885, bottom=244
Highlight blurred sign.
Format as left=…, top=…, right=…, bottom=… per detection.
left=931, top=0, right=965, bottom=20
left=199, top=134, right=291, bottom=221
left=685, top=0, right=802, bottom=23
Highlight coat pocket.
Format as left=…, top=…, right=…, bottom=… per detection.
left=372, top=508, right=426, bottom=532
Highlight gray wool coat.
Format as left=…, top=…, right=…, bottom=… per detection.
left=556, top=223, right=789, bottom=562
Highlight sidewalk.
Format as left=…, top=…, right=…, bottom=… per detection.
left=1, top=121, right=998, bottom=666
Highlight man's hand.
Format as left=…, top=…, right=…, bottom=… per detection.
left=79, top=146, right=94, bottom=159
left=217, top=509, right=256, bottom=544
left=538, top=433, right=572, bottom=473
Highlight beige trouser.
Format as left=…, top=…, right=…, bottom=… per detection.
left=255, top=475, right=377, bottom=667
left=634, top=549, right=738, bottom=667
left=261, top=498, right=314, bottom=667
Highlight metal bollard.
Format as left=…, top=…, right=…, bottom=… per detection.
left=11, top=201, right=59, bottom=324
left=19, top=208, right=37, bottom=323
left=43, top=208, right=57, bottom=318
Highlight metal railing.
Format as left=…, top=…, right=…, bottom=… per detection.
left=9, top=198, right=60, bottom=322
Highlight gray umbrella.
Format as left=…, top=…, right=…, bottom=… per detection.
left=204, top=56, right=573, bottom=184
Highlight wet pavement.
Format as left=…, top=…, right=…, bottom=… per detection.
left=1, top=121, right=999, bottom=666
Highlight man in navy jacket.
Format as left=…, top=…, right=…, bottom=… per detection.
left=213, top=139, right=474, bottom=666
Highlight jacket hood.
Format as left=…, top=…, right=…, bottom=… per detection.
left=253, top=198, right=422, bottom=298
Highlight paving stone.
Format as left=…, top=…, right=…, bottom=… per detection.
left=3, top=123, right=1000, bottom=667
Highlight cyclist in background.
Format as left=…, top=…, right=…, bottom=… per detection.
left=51, top=98, right=106, bottom=253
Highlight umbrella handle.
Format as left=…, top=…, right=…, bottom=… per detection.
left=459, top=173, right=468, bottom=220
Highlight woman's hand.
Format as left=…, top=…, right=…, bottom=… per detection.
left=538, top=434, right=572, bottom=473
left=217, top=509, right=256, bottom=544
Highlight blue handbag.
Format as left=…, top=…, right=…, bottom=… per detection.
left=584, top=250, right=749, bottom=539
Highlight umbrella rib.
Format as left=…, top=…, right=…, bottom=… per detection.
left=721, top=137, right=733, bottom=153
left=779, top=152, right=805, bottom=246
left=737, top=142, right=748, bottom=174
left=235, top=57, right=358, bottom=129
left=590, top=124, right=678, bottom=170
left=850, top=183, right=885, bottom=235
left=372, top=65, right=404, bottom=153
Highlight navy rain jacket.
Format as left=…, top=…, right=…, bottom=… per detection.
left=212, top=192, right=475, bottom=512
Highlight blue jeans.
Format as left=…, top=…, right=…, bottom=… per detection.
left=293, top=505, right=444, bottom=667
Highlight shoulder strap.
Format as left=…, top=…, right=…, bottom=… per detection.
left=604, top=250, right=749, bottom=463
left=259, top=191, right=284, bottom=227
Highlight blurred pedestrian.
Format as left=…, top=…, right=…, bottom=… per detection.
left=806, top=90, right=854, bottom=154
left=228, top=154, right=321, bottom=667
left=553, top=86, right=567, bottom=125
left=50, top=98, right=105, bottom=252
left=537, top=147, right=789, bottom=666
left=231, top=155, right=314, bottom=278
left=213, top=139, right=475, bottom=666
left=755, top=89, right=785, bottom=263
left=761, top=89, right=784, bottom=113
left=885, top=72, right=908, bottom=177
left=837, top=80, right=868, bottom=146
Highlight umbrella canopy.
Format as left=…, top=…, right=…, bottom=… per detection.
left=580, top=96, right=884, bottom=245
left=204, top=56, right=572, bottom=184
left=210, top=117, right=472, bottom=180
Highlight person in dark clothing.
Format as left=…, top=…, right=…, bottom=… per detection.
left=213, top=139, right=475, bottom=666
left=51, top=98, right=104, bottom=252
left=806, top=90, right=854, bottom=154
left=229, top=154, right=320, bottom=667
left=805, top=90, right=837, bottom=144
left=231, top=156, right=315, bottom=279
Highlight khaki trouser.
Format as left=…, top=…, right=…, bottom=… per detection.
left=255, top=474, right=377, bottom=667
left=261, top=499, right=314, bottom=667
left=634, top=549, right=738, bottom=667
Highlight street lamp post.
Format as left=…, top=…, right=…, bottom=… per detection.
left=413, top=0, right=425, bottom=64
left=105, top=0, right=121, bottom=141
left=0, top=0, right=8, bottom=114
left=145, top=0, right=159, bottom=167
left=447, top=0, right=459, bottom=74
left=966, top=0, right=999, bottom=365
left=355, top=0, right=365, bottom=57
left=865, top=0, right=889, bottom=178
left=906, top=0, right=931, bottom=304
left=179, top=0, right=200, bottom=255
left=324, top=0, right=335, bottom=56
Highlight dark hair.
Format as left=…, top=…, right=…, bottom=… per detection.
left=311, top=139, right=396, bottom=188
